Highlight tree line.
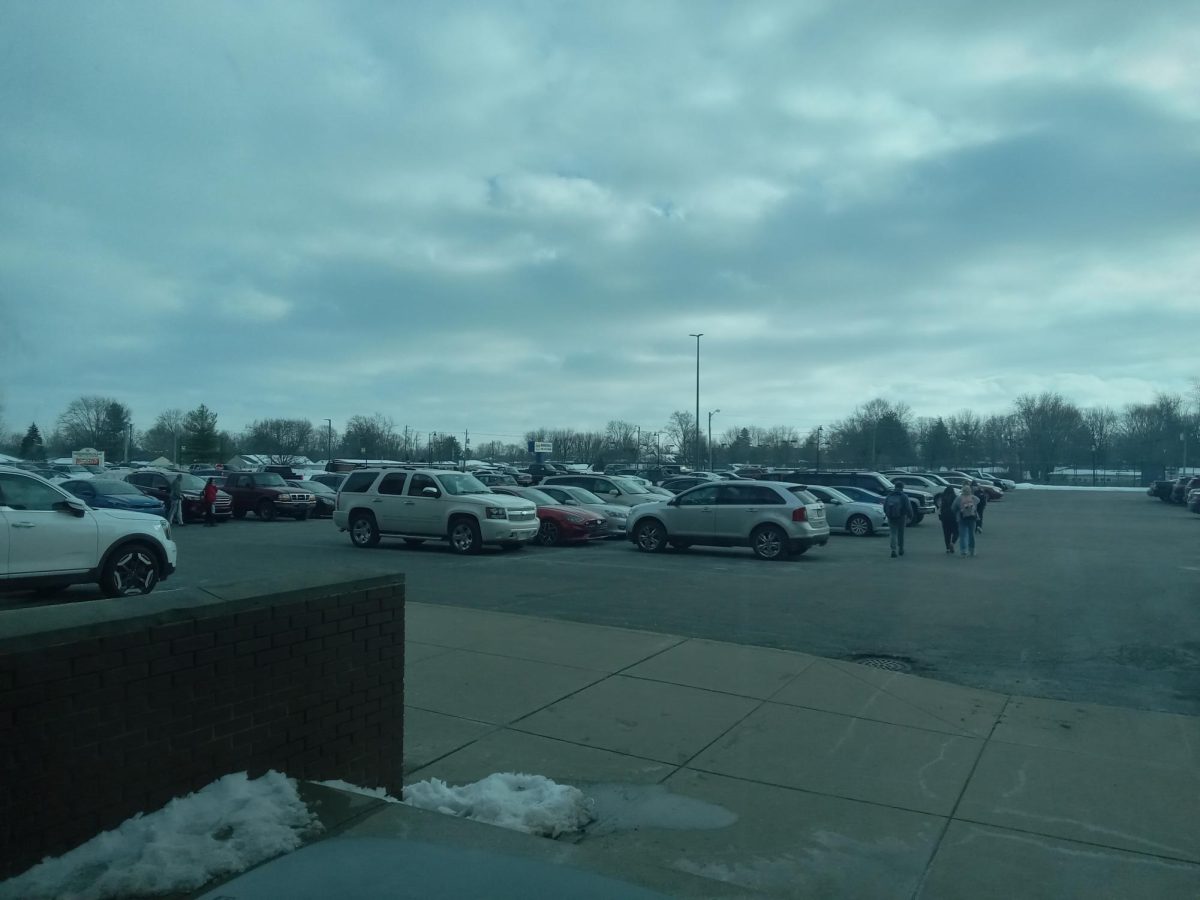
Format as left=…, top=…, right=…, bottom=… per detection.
left=1, top=385, right=1196, bottom=477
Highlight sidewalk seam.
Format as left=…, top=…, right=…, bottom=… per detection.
left=908, top=694, right=1012, bottom=900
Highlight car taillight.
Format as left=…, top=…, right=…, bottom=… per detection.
left=791, top=507, right=808, bottom=522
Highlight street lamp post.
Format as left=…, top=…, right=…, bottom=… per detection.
left=689, top=333, right=703, bottom=471
left=324, top=419, right=332, bottom=463
left=707, top=409, right=720, bottom=471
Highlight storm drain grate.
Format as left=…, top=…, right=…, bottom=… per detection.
left=847, top=655, right=913, bottom=673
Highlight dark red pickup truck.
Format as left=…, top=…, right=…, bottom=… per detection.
left=221, top=472, right=316, bottom=521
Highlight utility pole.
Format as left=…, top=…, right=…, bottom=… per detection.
left=324, top=418, right=332, bottom=463
left=816, top=426, right=823, bottom=471
left=689, top=333, right=703, bottom=471
left=463, top=428, right=470, bottom=471
left=707, top=409, right=720, bottom=471
left=634, top=426, right=641, bottom=468
left=403, top=425, right=410, bottom=460
left=123, top=424, right=131, bottom=464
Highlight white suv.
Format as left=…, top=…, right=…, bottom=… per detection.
left=626, top=480, right=830, bottom=560
left=0, top=466, right=178, bottom=597
left=333, top=468, right=539, bottom=553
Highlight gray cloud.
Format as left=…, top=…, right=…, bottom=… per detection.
left=1, top=1, right=1197, bottom=442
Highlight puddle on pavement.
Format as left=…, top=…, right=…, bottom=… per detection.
left=579, top=783, right=737, bottom=837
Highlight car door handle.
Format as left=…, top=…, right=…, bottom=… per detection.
left=372, top=499, right=384, bottom=503
left=11, top=522, right=36, bottom=528
left=403, top=501, right=415, bottom=505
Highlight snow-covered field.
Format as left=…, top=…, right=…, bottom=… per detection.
left=0, top=772, right=319, bottom=900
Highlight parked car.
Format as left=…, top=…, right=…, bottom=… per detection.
left=60, top=479, right=166, bottom=516
left=765, top=470, right=933, bottom=524
left=627, top=480, right=830, bottom=560
left=125, top=468, right=234, bottom=522
left=832, top=485, right=887, bottom=506
left=287, top=479, right=335, bottom=517
left=333, top=467, right=539, bottom=552
left=309, top=472, right=348, bottom=492
left=1147, top=479, right=1175, bottom=501
left=803, top=485, right=890, bottom=537
left=943, top=471, right=1005, bottom=498
left=542, top=474, right=659, bottom=507
left=959, top=469, right=1016, bottom=491
left=221, top=471, right=316, bottom=521
left=489, top=486, right=607, bottom=545
left=536, top=484, right=630, bottom=537
left=1187, top=488, right=1200, bottom=514
left=620, top=475, right=673, bottom=497
left=1171, top=476, right=1200, bottom=505
left=0, top=466, right=177, bottom=597
left=521, top=462, right=571, bottom=485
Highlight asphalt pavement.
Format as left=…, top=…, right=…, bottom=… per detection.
left=6, top=490, right=1199, bottom=714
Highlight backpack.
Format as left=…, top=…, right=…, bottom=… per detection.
left=959, top=493, right=978, bottom=518
left=883, top=493, right=907, bottom=519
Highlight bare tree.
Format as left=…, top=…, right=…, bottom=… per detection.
left=1014, top=393, right=1083, bottom=480
left=1081, top=407, right=1119, bottom=468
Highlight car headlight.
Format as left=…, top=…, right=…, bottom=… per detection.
left=485, top=507, right=508, bottom=519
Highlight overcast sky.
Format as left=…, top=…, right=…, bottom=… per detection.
left=2, top=1, right=1198, bottom=444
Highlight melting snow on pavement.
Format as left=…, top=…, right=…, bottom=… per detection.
left=402, top=773, right=593, bottom=837
left=0, top=771, right=320, bottom=900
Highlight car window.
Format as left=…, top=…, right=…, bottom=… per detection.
left=677, top=485, right=719, bottom=506
left=341, top=471, right=377, bottom=493
left=540, top=487, right=569, bottom=502
left=437, top=473, right=490, bottom=495
left=0, top=474, right=68, bottom=511
left=408, top=474, right=439, bottom=496
left=719, top=485, right=785, bottom=505
left=378, top=473, right=408, bottom=495
left=568, top=487, right=605, bottom=504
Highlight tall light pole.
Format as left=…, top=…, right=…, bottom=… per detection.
left=323, top=418, right=332, bottom=463
left=707, top=409, right=720, bottom=471
left=689, top=333, right=703, bottom=470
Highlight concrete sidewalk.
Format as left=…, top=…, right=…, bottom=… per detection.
left=217, top=601, right=1200, bottom=898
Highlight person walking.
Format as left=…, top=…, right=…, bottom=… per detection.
left=883, top=483, right=909, bottom=558
left=202, top=477, right=219, bottom=527
left=952, top=483, right=979, bottom=557
left=937, top=485, right=958, bottom=554
left=168, top=474, right=185, bottom=526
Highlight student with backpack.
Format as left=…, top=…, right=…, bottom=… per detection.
left=937, top=486, right=958, bottom=554
left=882, top=483, right=909, bottom=558
left=952, top=483, right=979, bottom=556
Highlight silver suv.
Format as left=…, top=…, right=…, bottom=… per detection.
left=332, top=467, right=539, bottom=553
left=626, top=481, right=830, bottom=560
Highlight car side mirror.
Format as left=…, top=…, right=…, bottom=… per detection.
left=58, top=499, right=88, bottom=517
left=422, top=486, right=440, bottom=497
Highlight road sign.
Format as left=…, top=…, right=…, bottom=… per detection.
left=528, top=441, right=553, bottom=454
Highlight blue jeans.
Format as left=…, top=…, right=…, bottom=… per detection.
left=889, top=518, right=905, bottom=553
left=958, top=517, right=976, bottom=554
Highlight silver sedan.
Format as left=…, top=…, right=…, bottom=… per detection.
left=804, top=485, right=890, bottom=537
left=537, top=484, right=630, bottom=537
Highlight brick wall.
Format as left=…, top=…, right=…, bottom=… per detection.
left=0, top=576, right=404, bottom=880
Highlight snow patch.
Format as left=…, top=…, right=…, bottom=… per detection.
left=0, top=771, right=319, bottom=900
left=402, top=773, right=593, bottom=837
left=314, top=779, right=399, bottom=802
left=1014, top=483, right=1145, bottom=492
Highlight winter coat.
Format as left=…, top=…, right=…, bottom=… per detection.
left=882, top=490, right=909, bottom=522
left=952, top=493, right=978, bottom=520
left=937, top=488, right=957, bottom=520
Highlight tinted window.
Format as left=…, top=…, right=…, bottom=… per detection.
left=341, top=471, right=377, bottom=493
left=378, top=473, right=409, bottom=495
left=719, top=485, right=785, bottom=505
left=408, top=474, right=439, bottom=496
left=677, top=485, right=719, bottom=506
left=0, top=474, right=67, bottom=511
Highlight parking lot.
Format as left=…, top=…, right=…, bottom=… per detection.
left=6, top=490, right=1199, bottom=715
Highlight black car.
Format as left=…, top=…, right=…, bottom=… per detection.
left=288, top=479, right=335, bottom=516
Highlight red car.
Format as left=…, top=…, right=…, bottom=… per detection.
left=491, top=486, right=606, bottom=545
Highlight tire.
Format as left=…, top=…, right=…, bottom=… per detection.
left=911, top=511, right=924, bottom=526
left=349, top=513, right=380, bottom=548
left=448, top=517, right=482, bottom=555
left=634, top=520, right=668, bottom=553
left=537, top=521, right=561, bottom=546
left=257, top=500, right=277, bottom=522
left=404, top=538, right=425, bottom=547
left=847, top=514, right=872, bottom=537
left=232, top=508, right=247, bottom=520
left=100, top=543, right=161, bottom=597
left=751, top=524, right=790, bottom=561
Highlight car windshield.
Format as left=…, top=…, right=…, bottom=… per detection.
left=611, top=477, right=648, bottom=493
left=89, top=480, right=143, bottom=495
left=255, top=473, right=288, bottom=487
left=517, top=488, right=556, bottom=505
left=292, top=480, right=333, bottom=494
left=175, top=473, right=207, bottom=491
left=814, top=486, right=852, bottom=503
left=436, top=472, right=490, bottom=495
left=787, top=488, right=819, bottom=504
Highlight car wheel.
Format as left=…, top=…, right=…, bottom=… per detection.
left=100, top=543, right=161, bottom=597
left=847, top=514, right=872, bottom=537
left=448, top=517, right=482, bottom=554
left=349, top=513, right=380, bottom=548
left=537, top=521, right=561, bottom=546
left=232, top=509, right=247, bottom=519
left=404, top=538, right=425, bottom=546
left=257, top=500, right=277, bottom=522
left=634, top=520, right=668, bottom=553
left=911, top=511, right=924, bottom=526
left=751, top=524, right=790, bottom=560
